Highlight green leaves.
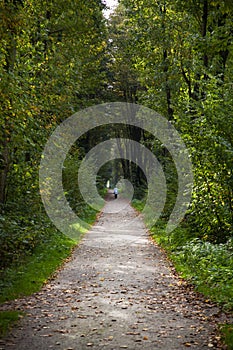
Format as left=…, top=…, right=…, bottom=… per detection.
left=111, top=0, right=233, bottom=243
left=0, top=0, right=107, bottom=268
left=174, top=238, right=233, bottom=309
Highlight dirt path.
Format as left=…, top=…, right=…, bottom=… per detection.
left=0, top=196, right=231, bottom=349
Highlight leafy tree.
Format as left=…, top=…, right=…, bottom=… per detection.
left=0, top=0, right=107, bottom=266
left=111, top=0, right=233, bottom=242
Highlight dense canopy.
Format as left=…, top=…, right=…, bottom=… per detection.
left=0, top=1, right=232, bottom=303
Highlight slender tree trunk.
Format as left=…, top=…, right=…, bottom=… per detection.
left=202, top=0, right=208, bottom=70
left=160, top=2, right=173, bottom=120
left=0, top=141, right=10, bottom=205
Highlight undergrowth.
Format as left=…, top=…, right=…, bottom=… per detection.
left=132, top=199, right=233, bottom=310
left=0, top=311, right=24, bottom=338
left=0, top=229, right=76, bottom=304
left=0, top=228, right=76, bottom=337
left=0, top=203, right=98, bottom=337
left=132, top=199, right=233, bottom=349
left=220, top=324, right=233, bottom=350
left=150, top=222, right=233, bottom=311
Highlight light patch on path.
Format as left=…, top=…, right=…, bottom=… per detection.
left=0, top=197, right=231, bottom=349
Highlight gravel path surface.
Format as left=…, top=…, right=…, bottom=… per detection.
left=0, top=196, right=231, bottom=349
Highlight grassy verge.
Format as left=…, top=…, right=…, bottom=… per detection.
left=132, top=199, right=233, bottom=349
left=0, top=311, right=24, bottom=338
left=0, top=206, right=99, bottom=338
left=150, top=224, right=233, bottom=310
left=132, top=199, right=233, bottom=309
left=220, top=324, right=233, bottom=350
left=0, top=229, right=76, bottom=337
left=0, top=229, right=76, bottom=304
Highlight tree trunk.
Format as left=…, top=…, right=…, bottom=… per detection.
left=0, top=142, right=10, bottom=205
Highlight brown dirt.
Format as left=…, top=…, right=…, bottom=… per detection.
left=0, top=196, right=231, bottom=349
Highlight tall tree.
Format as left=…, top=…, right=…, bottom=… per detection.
left=0, top=0, right=107, bottom=207
left=110, top=0, right=233, bottom=242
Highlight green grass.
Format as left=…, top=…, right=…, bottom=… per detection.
left=0, top=230, right=75, bottom=339
left=0, top=229, right=77, bottom=304
left=0, top=206, right=97, bottom=337
left=0, top=311, right=24, bottom=338
left=139, top=218, right=233, bottom=311
left=0, top=205, right=100, bottom=338
left=170, top=239, right=233, bottom=310
left=220, top=324, right=233, bottom=350
left=131, top=199, right=145, bottom=212
left=151, top=225, right=233, bottom=349
left=0, top=205, right=99, bottom=304
left=132, top=200, right=233, bottom=348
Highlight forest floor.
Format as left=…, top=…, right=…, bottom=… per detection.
left=0, top=194, right=232, bottom=349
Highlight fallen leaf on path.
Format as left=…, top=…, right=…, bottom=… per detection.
left=54, top=329, right=69, bottom=334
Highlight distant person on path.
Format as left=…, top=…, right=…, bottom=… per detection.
left=113, top=187, right=118, bottom=199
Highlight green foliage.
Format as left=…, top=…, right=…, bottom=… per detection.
left=220, top=324, right=233, bottom=350
left=173, top=238, right=233, bottom=309
left=132, top=198, right=145, bottom=212
left=0, top=216, right=38, bottom=267
left=148, top=220, right=233, bottom=310
left=0, top=311, right=24, bottom=338
left=134, top=196, right=233, bottom=310
left=0, top=228, right=75, bottom=336
left=107, top=4, right=139, bottom=103
left=115, top=0, right=233, bottom=244
left=0, top=0, right=107, bottom=269
left=0, top=228, right=76, bottom=303
left=0, top=0, right=233, bottom=325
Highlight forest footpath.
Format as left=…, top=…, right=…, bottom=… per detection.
left=0, top=196, right=232, bottom=350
